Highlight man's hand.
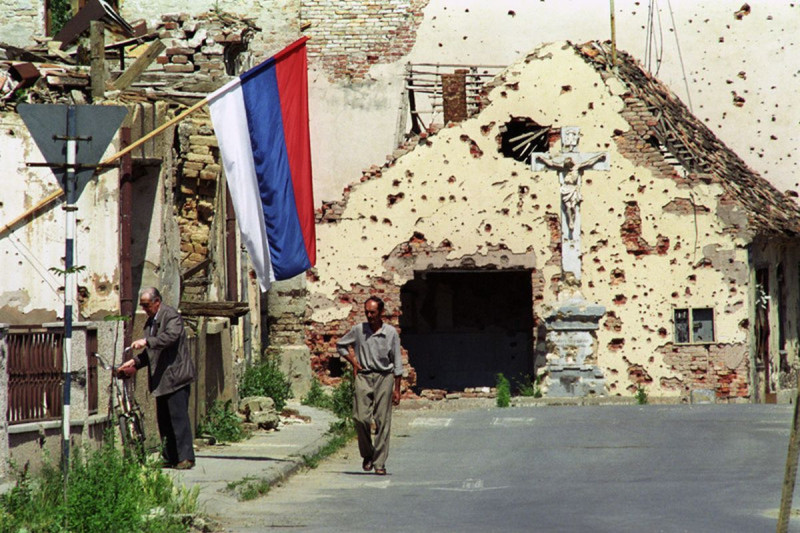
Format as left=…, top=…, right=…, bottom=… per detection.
left=131, top=338, right=147, bottom=350
left=116, top=359, right=137, bottom=379
left=351, top=360, right=363, bottom=379
left=393, top=377, right=401, bottom=406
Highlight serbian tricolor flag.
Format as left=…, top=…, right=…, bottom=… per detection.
left=208, top=37, right=315, bottom=291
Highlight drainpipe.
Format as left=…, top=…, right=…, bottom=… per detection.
left=225, top=189, right=237, bottom=301
left=119, top=128, right=133, bottom=349
left=0, top=324, right=8, bottom=480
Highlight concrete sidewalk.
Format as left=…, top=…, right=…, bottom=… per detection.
left=167, top=401, right=337, bottom=523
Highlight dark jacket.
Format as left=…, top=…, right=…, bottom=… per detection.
left=134, top=304, right=195, bottom=397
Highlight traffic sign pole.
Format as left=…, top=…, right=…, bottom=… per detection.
left=17, top=103, right=128, bottom=478
left=61, top=106, right=77, bottom=475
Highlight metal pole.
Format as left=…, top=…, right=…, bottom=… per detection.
left=241, top=244, right=252, bottom=368
left=62, top=106, right=78, bottom=474
left=777, top=376, right=800, bottom=531
left=610, top=0, right=617, bottom=67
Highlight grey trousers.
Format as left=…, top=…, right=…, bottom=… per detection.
left=353, top=372, right=394, bottom=469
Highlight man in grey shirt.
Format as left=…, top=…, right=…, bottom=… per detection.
left=337, top=296, right=402, bottom=475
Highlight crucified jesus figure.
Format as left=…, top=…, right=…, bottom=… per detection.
left=534, top=152, right=606, bottom=239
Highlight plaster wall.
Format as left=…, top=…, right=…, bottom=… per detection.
left=309, top=43, right=753, bottom=399
left=0, top=113, right=122, bottom=324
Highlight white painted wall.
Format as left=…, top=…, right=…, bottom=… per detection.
left=0, top=113, right=121, bottom=321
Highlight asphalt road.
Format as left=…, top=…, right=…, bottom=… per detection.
left=220, top=403, right=800, bottom=533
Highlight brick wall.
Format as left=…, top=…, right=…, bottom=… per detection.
left=658, top=343, right=750, bottom=402
left=307, top=276, right=408, bottom=388
left=302, top=0, right=428, bottom=81
left=141, top=13, right=254, bottom=301
left=176, top=115, right=220, bottom=300
left=148, top=12, right=256, bottom=82
left=0, top=0, right=41, bottom=47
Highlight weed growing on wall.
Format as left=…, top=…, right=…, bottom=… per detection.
left=496, top=373, right=511, bottom=408
left=198, top=400, right=249, bottom=443
left=635, top=385, right=649, bottom=405
left=239, top=350, right=292, bottom=411
left=0, top=433, right=198, bottom=532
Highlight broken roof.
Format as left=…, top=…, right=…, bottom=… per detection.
left=574, top=40, right=800, bottom=238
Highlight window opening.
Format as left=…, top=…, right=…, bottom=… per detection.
left=674, top=307, right=715, bottom=344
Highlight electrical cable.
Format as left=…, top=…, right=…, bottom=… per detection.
left=5, top=233, right=64, bottom=299
left=666, top=0, right=694, bottom=112
left=645, top=0, right=665, bottom=76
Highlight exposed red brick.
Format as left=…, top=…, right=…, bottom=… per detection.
left=620, top=201, right=654, bottom=255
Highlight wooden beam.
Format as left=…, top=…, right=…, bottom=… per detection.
left=90, top=21, right=105, bottom=99
left=179, top=301, right=250, bottom=318
left=108, top=39, right=165, bottom=91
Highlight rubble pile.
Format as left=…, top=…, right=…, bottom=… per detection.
left=0, top=10, right=259, bottom=109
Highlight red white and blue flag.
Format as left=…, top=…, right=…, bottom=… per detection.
left=208, top=37, right=316, bottom=291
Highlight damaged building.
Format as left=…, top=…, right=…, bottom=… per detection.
left=305, top=41, right=800, bottom=404
left=0, top=9, right=281, bottom=472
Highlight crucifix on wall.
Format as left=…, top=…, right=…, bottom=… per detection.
left=532, top=127, right=609, bottom=283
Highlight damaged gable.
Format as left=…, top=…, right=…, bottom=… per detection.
left=307, top=40, right=794, bottom=402
left=574, top=41, right=800, bottom=239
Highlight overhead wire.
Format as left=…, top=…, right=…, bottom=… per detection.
left=645, top=0, right=665, bottom=76
left=666, top=0, right=694, bottom=112
left=5, top=233, right=64, bottom=300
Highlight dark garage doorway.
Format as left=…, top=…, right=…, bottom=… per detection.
left=400, top=270, right=534, bottom=392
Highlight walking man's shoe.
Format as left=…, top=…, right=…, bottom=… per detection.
left=175, top=460, right=194, bottom=470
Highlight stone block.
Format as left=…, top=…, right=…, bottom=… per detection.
left=166, top=46, right=195, bottom=56
left=690, top=389, right=716, bottom=404
left=189, top=135, right=219, bottom=147
left=278, top=345, right=313, bottom=399
left=164, top=64, right=195, bottom=73
left=239, top=395, right=275, bottom=416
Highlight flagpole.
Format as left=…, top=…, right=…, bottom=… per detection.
left=0, top=99, right=208, bottom=239
left=99, top=97, right=209, bottom=166
left=3, top=35, right=311, bottom=239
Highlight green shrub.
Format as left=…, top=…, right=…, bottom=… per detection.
left=48, top=0, right=72, bottom=36
left=330, top=372, right=355, bottom=424
left=239, top=350, right=292, bottom=411
left=301, top=378, right=333, bottom=410
left=198, top=400, right=249, bottom=443
left=0, top=433, right=197, bottom=532
left=514, top=374, right=535, bottom=397
left=635, top=385, right=648, bottom=405
left=496, top=373, right=511, bottom=408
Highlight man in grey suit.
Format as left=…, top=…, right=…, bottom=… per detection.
left=118, top=287, right=196, bottom=469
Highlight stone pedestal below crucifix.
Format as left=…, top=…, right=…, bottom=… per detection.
left=532, top=127, right=608, bottom=397
left=541, top=298, right=607, bottom=397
